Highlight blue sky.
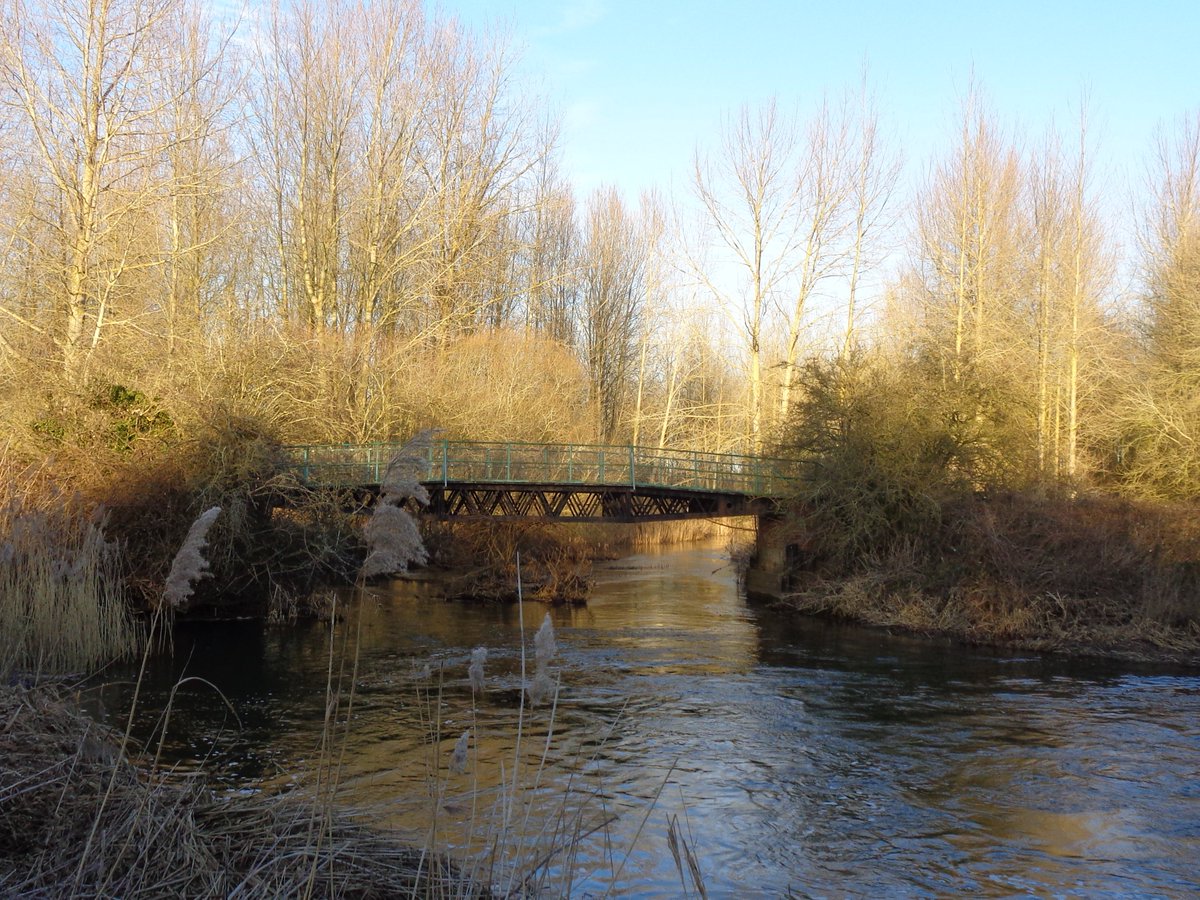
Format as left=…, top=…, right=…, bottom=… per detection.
left=439, top=0, right=1200, bottom=205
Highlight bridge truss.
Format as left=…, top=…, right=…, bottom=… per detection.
left=423, top=482, right=772, bottom=522
left=280, top=440, right=798, bottom=522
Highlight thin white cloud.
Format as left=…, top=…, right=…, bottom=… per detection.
left=535, top=0, right=607, bottom=37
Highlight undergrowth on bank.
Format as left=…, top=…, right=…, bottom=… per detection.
left=771, top=355, right=1200, bottom=660
left=0, top=682, right=467, bottom=897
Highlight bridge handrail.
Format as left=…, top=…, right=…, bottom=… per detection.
left=280, top=439, right=802, bottom=498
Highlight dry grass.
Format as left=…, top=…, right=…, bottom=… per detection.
left=0, top=484, right=140, bottom=680
left=780, top=492, right=1200, bottom=663
left=782, top=575, right=1200, bottom=663
left=579, top=519, right=736, bottom=553
left=0, top=683, right=475, bottom=898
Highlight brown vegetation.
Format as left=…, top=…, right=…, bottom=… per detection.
left=781, top=493, right=1200, bottom=662
left=419, top=518, right=732, bottom=603
left=0, top=466, right=140, bottom=676
left=773, top=354, right=1200, bottom=662
left=423, top=521, right=594, bottom=602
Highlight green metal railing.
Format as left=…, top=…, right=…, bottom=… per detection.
left=280, top=439, right=801, bottom=498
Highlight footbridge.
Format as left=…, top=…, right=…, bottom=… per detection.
left=280, top=440, right=800, bottom=522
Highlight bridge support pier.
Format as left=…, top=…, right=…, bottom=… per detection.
left=745, top=514, right=803, bottom=600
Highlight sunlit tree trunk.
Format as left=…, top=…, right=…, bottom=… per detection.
left=778, top=97, right=854, bottom=420
left=1, top=0, right=184, bottom=375
left=159, top=3, right=238, bottom=358
left=841, top=79, right=900, bottom=362
left=1031, top=135, right=1065, bottom=476
left=914, top=87, right=1024, bottom=380
left=689, top=100, right=801, bottom=452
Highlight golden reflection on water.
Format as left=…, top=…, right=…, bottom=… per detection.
left=276, top=543, right=761, bottom=860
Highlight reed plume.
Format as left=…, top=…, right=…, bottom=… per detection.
left=526, top=613, right=558, bottom=706
left=162, top=507, right=221, bottom=611
left=468, top=646, right=487, bottom=694
left=450, top=729, right=470, bottom=774
left=361, top=431, right=436, bottom=579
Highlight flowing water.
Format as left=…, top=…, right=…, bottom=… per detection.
left=94, top=543, right=1200, bottom=897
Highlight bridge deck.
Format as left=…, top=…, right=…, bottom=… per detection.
left=281, top=440, right=799, bottom=521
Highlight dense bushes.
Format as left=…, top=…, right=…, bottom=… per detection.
left=771, top=353, right=1200, bottom=657
left=772, top=352, right=1027, bottom=571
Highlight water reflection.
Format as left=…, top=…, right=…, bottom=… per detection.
left=91, top=542, right=1200, bottom=896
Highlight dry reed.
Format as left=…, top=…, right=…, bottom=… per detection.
left=0, top=495, right=140, bottom=680
left=361, top=431, right=434, bottom=580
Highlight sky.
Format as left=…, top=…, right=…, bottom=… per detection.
left=436, top=0, right=1200, bottom=208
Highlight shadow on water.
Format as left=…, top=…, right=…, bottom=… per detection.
left=88, top=542, right=1200, bottom=897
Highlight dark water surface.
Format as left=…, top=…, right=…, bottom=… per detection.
left=94, top=544, right=1200, bottom=897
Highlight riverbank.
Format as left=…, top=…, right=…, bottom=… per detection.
left=772, top=576, right=1200, bottom=667
left=763, top=491, right=1200, bottom=667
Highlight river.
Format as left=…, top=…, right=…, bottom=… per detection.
left=94, top=543, right=1200, bottom=897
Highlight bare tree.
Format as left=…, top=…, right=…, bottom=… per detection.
left=1117, top=110, right=1200, bottom=497
left=1143, top=111, right=1200, bottom=374
left=0, top=0, right=191, bottom=375
left=841, top=78, right=902, bottom=360
left=913, top=88, right=1026, bottom=382
left=248, top=0, right=363, bottom=334
left=1030, top=130, right=1069, bottom=475
left=157, top=1, right=240, bottom=355
left=522, top=160, right=578, bottom=345
left=689, top=90, right=897, bottom=446
left=578, top=186, right=645, bottom=441
left=776, top=96, right=855, bottom=419
left=417, top=16, right=544, bottom=343
left=345, top=0, right=429, bottom=333
left=688, top=100, right=801, bottom=452
left=1057, top=108, right=1110, bottom=479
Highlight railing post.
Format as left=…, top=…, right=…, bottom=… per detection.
left=506, top=444, right=512, bottom=482
left=303, top=445, right=310, bottom=481
left=598, top=448, right=605, bottom=483
left=441, top=439, right=449, bottom=487
left=629, top=444, right=636, bottom=489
